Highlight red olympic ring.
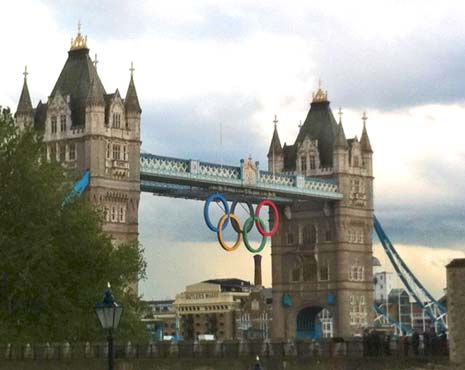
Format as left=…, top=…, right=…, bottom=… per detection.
left=255, top=199, right=280, bottom=237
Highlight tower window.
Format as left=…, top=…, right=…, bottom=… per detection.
left=303, top=260, right=316, bottom=281
left=51, top=116, right=57, bottom=133
left=291, top=266, right=300, bottom=282
left=49, top=145, right=57, bottom=161
left=112, top=113, right=121, bottom=128
left=325, top=229, right=332, bottom=242
left=300, top=156, right=307, bottom=172
left=69, top=143, right=76, bottom=161
left=319, top=262, right=329, bottom=281
left=111, top=206, right=117, bottom=222
left=123, top=145, right=128, bottom=161
left=353, top=156, right=359, bottom=167
left=119, top=206, right=126, bottom=223
left=60, top=115, right=66, bottom=132
left=106, top=143, right=111, bottom=159
left=309, top=155, right=316, bottom=170
left=59, top=145, right=66, bottom=162
left=113, top=144, right=121, bottom=160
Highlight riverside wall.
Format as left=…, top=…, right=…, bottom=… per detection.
left=0, top=339, right=451, bottom=370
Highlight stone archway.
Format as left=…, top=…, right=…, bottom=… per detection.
left=296, top=306, right=323, bottom=340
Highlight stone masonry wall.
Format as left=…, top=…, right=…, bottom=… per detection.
left=446, top=258, right=465, bottom=365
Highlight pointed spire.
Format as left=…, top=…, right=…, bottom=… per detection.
left=16, top=66, right=33, bottom=116
left=360, top=111, right=373, bottom=153
left=267, top=115, right=283, bottom=157
left=125, top=62, right=142, bottom=114
left=334, top=121, right=348, bottom=149
left=86, top=77, right=104, bottom=106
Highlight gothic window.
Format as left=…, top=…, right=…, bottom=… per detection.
left=51, top=116, right=57, bottom=133
left=303, top=225, right=317, bottom=246
left=300, top=156, right=307, bottom=172
left=353, top=156, right=359, bottom=167
left=104, top=206, right=110, bottom=222
left=60, top=115, right=66, bottom=132
left=59, top=145, right=66, bottom=162
left=113, top=144, right=121, bottom=160
left=309, top=155, right=316, bottom=170
left=325, top=229, right=332, bottom=242
left=69, top=143, right=76, bottom=161
left=106, top=143, right=111, bottom=159
left=50, top=145, right=56, bottom=161
left=319, top=261, right=329, bottom=281
left=291, top=266, right=300, bottom=282
left=303, top=260, right=317, bottom=281
left=286, top=224, right=294, bottom=245
left=119, top=206, right=126, bottom=223
left=112, top=113, right=121, bottom=128
left=123, top=145, right=128, bottom=161
left=111, top=206, right=117, bottom=222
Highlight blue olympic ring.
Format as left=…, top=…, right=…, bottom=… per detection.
left=204, top=193, right=230, bottom=232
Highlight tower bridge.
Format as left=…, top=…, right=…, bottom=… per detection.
left=15, top=26, right=447, bottom=341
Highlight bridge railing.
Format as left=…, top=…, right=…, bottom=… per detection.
left=140, top=154, right=341, bottom=199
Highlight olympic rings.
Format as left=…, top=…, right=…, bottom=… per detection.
left=243, top=216, right=268, bottom=253
left=217, top=214, right=242, bottom=252
left=203, top=193, right=280, bottom=253
left=230, top=200, right=254, bottom=233
left=255, top=199, right=280, bottom=237
left=204, top=193, right=230, bottom=232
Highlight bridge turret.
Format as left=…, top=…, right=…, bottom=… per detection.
left=15, top=66, right=34, bottom=130
left=360, top=112, right=373, bottom=177
left=267, top=115, right=283, bottom=173
left=333, top=121, right=349, bottom=174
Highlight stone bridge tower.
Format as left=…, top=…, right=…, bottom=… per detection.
left=268, top=87, right=374, bottom=339
left=15, top=27, right=141, bottom=291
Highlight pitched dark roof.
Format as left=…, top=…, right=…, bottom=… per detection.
left=283, top=143, right=297, bottom=171
left=335, top=122, right=349, bottom=149
left=267, top=126, right=283, bottom=157
left=34, top=101, right=48, bottom=131
left=294, top=101, right=338, bottom=167
left=16, top=78, right=33, bottom=116
left=125, top=75, right=142, bottom=113
left=50, top=48, right=106, bottom=127
left=360, top=123, right=373, bottom=153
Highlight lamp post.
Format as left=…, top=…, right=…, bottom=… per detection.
left=95, top=283, right=123, bottom=370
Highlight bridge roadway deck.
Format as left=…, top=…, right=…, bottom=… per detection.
left=140, top=153, right=343, bottom=204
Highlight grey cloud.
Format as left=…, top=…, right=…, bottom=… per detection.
left=140, top=93, right=266, bottom=164
left=375, top=156, right=465, bottom=249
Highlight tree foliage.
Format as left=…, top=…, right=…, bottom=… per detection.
left=0, top=107, right=148, bottom=343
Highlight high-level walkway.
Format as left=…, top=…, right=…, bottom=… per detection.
left=140, top=153, right=343, bottom=204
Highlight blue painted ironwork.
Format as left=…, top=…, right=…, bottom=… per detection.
left=62, top=170, right=90, bottom=207
left=282, top=294, right=292, bottom=308
left=374, top=216, right=448, bottom=331
left=140, top=153, right=342, bottom=202
left=373, top=304, right=412, bottom=335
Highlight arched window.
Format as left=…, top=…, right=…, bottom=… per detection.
left=309, top=155, right=316, bottom=170
left=303, top=258, right=317, bottom=281
left=303, top=225, right=317, bottom=246
left=319, top=261, right=329, bottom=281
left=300, top=156, right=307, bottom=172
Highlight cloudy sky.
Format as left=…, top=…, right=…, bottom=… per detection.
left=2, top=0, right=465, bottom=300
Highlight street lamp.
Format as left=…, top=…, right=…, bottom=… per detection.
left=95, top=283, right=123, bottom=370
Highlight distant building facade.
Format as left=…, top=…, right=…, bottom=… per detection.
left=374, top=271, right=394, bottom=303
left=142, top=300, right=177, bottom=341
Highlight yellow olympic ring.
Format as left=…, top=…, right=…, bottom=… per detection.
left=217, top=214, right=242, bottom=252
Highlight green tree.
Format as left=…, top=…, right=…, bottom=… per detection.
left=0, top=107, right=148, bottom=343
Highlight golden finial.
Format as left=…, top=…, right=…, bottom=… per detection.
left=70, top=20, right=88, bottom=51
left=312, top=77, right=328, bottom=103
